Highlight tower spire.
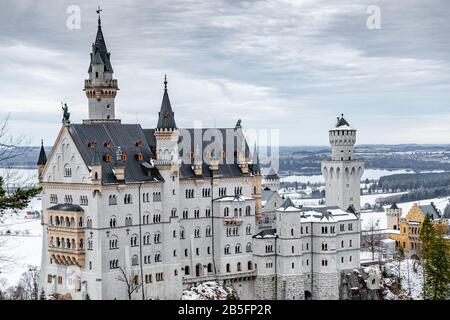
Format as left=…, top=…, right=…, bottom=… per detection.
left=156, top=75, right=177, bottom=130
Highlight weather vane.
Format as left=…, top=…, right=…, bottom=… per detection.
left=96, top=6, right=102, bottom=25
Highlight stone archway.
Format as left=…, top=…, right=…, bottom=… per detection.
left=195, top=263, right=204, bottom=277
left=304, top=290, right=312, bottom=300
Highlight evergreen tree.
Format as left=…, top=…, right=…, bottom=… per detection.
left=423, top=232, right=450, bottom=300
left=419, top=214, right=435, bottom=258
left=0, top=176, right=40, bottom=215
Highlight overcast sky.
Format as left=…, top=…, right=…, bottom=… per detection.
left=0, top=0, right=449, bottom=146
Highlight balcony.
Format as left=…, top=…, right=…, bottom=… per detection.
left=182, top=271, right=256, bottom=285
left=223, top=218, right=243, bottom=225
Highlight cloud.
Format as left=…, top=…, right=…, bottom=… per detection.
left=0, top=0, right=449, bottom=146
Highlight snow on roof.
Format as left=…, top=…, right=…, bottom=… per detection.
left=215, top=195, right=253, bottom=202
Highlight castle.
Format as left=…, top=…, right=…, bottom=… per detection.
left=37, top=12, right=363, bottom=300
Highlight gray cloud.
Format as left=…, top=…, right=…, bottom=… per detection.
left=0, top=0, right=449, bottom=146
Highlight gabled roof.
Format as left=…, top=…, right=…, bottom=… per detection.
left=420, top=204, right=440, bottom=220
left=68, top=123, right=163, bottom=184
left=37, top=141, right=47, bottom=166
left=156, top=77, right=177, bottom=130
left=278, top=196, right=297, bottom=210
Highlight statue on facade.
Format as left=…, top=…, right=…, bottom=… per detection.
left=62, top=102, right=70, bottom=124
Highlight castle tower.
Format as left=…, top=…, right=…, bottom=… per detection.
left=251, top=143, right=262, bottom=223
left=153, top=75, right=182, bottom=298
left=263, top=168, right=280, bottom=191
left=321, top=114, right=364, bottom=211
left=37, top=140, right=47, bottom=183
left=84, top=8, right=119, bottom=123
left=386, top=203, right=401, bottom=230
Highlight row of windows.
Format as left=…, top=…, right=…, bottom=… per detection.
left=186, top=189, right=195, bottom=198
left=181, top=208, right=212, bottom=219
left=144, top=273, right=165, bottom=283
left=224, top=243, right=252, bottom=255
left=49, top=215, right=83, bottom=228
left=223, top=206, right=252, bottom=217
left=202, top=188, right=211, bottom=197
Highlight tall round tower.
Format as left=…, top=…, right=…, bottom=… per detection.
left=321, top=115, right=364, bottom=211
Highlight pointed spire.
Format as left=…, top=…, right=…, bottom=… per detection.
left=157, top=75, right=177, bottom=130
left=37, top=139, right=47, bottom=166
left=251, top=142, right=260, bottom=174
left=88, top=7, right=113, bottom=73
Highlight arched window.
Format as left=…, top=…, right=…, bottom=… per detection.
left=131, top=255, right=139, bottom=266
left=234, top=208, right=238, bottom=217
left=155, top=252, right=162, bottom=262
left=109, top=195, right=117, bottom=205
left=180, top=227, right=185, bottom=239
left=86, top=217, right=92, bottom=229
left=184, top=266, right=190, bottom=275
left=194, top=227, right=200, bottom=238
left=154, top=232, right=161, bottom=244
left=183, top=209, right=189, bottom=219
left=248, top=261, right=253, bottom=270
left=143, top=233, right=151, bottom=245
left=224, top=207, right=229, bottom=217
left=110, top=216, right=117, bottom=228
left=224, top=245, right=231, bottom=255
left=237, top=262, right=242, bottom=272
left=246, top=224, right=252, bottom=235
left=226, top=264, right=231, bottom=273
left=245, top=205, right=251, bottom=216
left=246, top=242, right=252, bottom=253
left=109, top=236, right=118, bottom=249
left=235, top=243, right=241, bottom=254
left=130, top=234, right=138, bottom=247
left=207, top=263, right=213, bottom=273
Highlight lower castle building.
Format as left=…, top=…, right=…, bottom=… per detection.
left=37, top=11, right=362, bottom=300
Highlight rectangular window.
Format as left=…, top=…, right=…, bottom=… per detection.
left=47, top=274, right=52, bottom=283
left=57, top=276, right=63, bottom=285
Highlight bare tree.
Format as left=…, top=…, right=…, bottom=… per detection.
left=18, top=265, right=40, bottom=300
left=0, top=115, right=30, bottom=163
left=116, top=266, right=140, bottom=300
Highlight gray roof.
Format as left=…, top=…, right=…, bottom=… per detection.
left=143, top=128, right=251, bottom=180
left=390, top=203, right=399, bottom=210
left=335, top=114, right=350, bottom=128
left=420, top=204, right=441, bottom=219
left=37, top=141, right=47, bottom=165
left=157, top=78, right=177, bottom=130
left=47, top=204, right=84, bottom=212
left=261, top=189, right=276, bottom=202
left=88, top=23, right=113, bottom=73
left=253, top=228, right=276, bottom=239
left=280, top=196, right=296, bottom=209
left=68, top=123, right=163, bottom=184
left=66, top=123, right=251, bottom=184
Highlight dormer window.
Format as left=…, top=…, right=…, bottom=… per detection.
left=137, top=151, right=143, bottom=161
left=104, top=141, right=111, bottom=148
left=104, top=153, right=112, bottom=162
left=121, top=150, right=127, bottom=162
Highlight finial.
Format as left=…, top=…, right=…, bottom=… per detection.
left=41, top=139, right=44, bottom=146
left=96, top=6, right=102, bottom=26
left=164, top=74, right=168, bottom=90
left=341, top=113, right=344, bottom=118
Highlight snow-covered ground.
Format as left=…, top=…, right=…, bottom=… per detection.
left=182, top=281, right=236, bottom=300
left=0, top=196, right=42, bottom=287
left=364, top=259, right=424, bottom=300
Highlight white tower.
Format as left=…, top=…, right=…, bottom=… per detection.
left=321, top=115, right=364, bottom=211
left=386, top=203, right=401, bottom=230
left=84, top=9, right=119, bottom=123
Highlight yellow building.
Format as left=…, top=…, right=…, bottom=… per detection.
left=389, top=202, right=449, bottom=256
